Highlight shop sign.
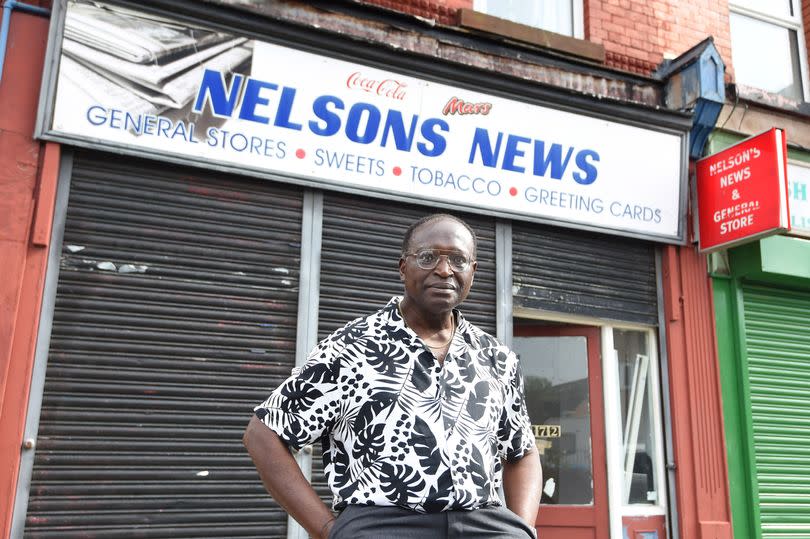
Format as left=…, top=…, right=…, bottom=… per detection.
left=696, top=128, right=790, bottom=253
left=38, top=0, right=687, bottom=242
left=787, top=162, right=810, bottom=236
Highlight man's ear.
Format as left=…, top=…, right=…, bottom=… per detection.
left=398, top=257, right=406, bottom=281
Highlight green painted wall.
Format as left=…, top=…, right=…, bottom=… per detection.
left=712, top=274, right=757, bottom=539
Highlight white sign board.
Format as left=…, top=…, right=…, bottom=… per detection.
left=43, top=0, right=687, bottom=242
left=788, top=161, right=810, bottom=236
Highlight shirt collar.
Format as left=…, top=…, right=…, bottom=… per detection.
left=383, top=296, right=472, bottom=350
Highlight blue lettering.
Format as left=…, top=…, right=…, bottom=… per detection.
left=573, top=149, right=600, bottom=185
left=468, top=128, right=503, bottom=167
left=381, top=110, right=418, bottom=151
left=533, top=141, right=574, bottom=180
left=238, top=79, right=279, bottom=124
left=309, top=95, right=344, bottom=136
left=109, top=108, right=122, bottom=129
left=274, top=87, right=302, bottom=131
left=345, top=103, right=381, bottom=144
left=143, top=115, right=157, bottom=136
left=124, top=112, right=142, bottom=133
left=418, top=119, right=448, bottom=157
left=502, top=135, right=530, bottom=173
left=157, top=117, right=172, bottom=138
left=193, top=69, right=244, bottom=117
left=87, top=105, right=106, bottom=126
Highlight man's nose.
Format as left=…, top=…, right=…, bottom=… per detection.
left=434, top=255, right=454, bottom=276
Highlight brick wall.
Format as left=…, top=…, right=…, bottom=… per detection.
left=587, top=0, right=732, bottom=75
left=358, top=0, right=733, bottom=76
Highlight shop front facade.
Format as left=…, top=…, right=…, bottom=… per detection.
left=709, top=131, right=810, bottom=539
left=0, top=1, right=733, bottom=538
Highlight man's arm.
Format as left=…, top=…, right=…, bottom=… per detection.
left=502, top=447, right=542, bottom=526
left=243, top=415, right=336, bottom=539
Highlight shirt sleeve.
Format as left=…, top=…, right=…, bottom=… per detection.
left=497, top=351, right=536, bottom=462
left=253, top=332, right=344, bottom=451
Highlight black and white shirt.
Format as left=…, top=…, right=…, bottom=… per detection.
left=254, top=297, right=535, bottom=513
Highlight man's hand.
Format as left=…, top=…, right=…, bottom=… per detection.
left=502, top=447, right=542, bottom=527
left=243, top=415, right=336, bottom=538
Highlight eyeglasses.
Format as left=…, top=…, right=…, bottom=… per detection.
left=404, top=249, right=474, bottom=272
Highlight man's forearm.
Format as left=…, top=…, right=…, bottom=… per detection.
left=243, top=415, right=336, bottom=539
left=502, top=448, right=542, bottom=526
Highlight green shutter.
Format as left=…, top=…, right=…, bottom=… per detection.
left=743, top=284, right=810, bottom=538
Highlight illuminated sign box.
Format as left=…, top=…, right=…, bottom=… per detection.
left=696, top=128, right=790, bottom=253
left=37, top=0, right=688, bottom=244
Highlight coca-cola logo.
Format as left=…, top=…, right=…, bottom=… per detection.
left=442, top=96, right=492, bottom=115
left=346, top=71, right=408, bottom=100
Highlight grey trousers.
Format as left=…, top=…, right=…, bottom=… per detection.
left=328, top=504, right=537, bottom=539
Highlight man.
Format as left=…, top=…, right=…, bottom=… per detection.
left=243, top=214, right=542, bottom=538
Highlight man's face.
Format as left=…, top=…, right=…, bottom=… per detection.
left=399, top=218, right=477, bottom=315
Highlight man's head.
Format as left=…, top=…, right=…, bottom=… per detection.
left=399, top=214, right=478, bottom=316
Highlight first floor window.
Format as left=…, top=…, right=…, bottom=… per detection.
left=729, top=0, right=808, bottom=101
left=474, top=0, right=582, bottom=38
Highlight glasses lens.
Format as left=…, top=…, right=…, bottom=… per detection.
left=416, top=250, right=439, bottom=269
left=448, top=253, right=468, bottom=271
left=413, top=250, right=470, bottom=271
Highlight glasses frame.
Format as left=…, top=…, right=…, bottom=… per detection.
left=403, top=249, right=475, bottom=272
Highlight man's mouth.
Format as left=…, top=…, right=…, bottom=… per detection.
left=430, top=283, right=456, bottom=290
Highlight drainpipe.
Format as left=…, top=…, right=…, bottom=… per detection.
left=0, top=0, right=51, bottom=84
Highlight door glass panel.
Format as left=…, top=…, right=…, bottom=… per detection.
left=614, top=329, right=660, bottom=505
left=513, top=336, right=593, bottom=505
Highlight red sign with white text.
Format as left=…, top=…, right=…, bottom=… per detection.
left=696, top=128, right=790, bottom=252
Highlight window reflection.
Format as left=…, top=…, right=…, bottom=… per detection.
left=513, top=336, right=593, bottom=505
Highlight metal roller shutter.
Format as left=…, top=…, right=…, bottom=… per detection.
left=512, top=222, right=658, bottom=325
left=310, top=192, right=497, bottom=505
left=24, top=153, right=303, bottom=538
left=743, top=284, right=810, bottom=539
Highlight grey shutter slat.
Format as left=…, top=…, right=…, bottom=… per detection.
left=310, top=192, right=497, bottom=505
left=743, top=284, right=810, bottom=538
left=512, top=222, right=657, bottom=325
left=317, top=193, right=497, bottom=337
left=24, top=153, right=303, bottom=539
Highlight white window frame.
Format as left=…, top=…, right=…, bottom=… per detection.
left=473, top=0, right=584, bottom=39
left=729, top=0, right=810, bottom=101
left=602, top=326, right=668, bottom=538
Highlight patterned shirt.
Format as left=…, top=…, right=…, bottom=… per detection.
left=254, top=297, right=535, bottom=513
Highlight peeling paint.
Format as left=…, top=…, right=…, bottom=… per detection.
left=196, top=470, right=210, bottom=477
left=281, top=279, right=292, bottom=286
left=96, top=261, right=117, bottom=271
left=65, top=245, right=85, bottom=253
left=118, top=264, right=148, bottom=273
left=271, top=267, right=290, bottom=275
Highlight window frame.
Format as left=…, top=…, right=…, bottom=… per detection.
left=728, top=0, right=810, bottom=102
left=473, top=0, right=584, bottom=39
left=602, top=326, right=668, bottom=520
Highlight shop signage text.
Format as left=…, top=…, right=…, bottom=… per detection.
left=787, top=162, right=810, bottom=236
left=696, top=128, right=790, bottom=252
left=42, top=0, right=687, bottom=242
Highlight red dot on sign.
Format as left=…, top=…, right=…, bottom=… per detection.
left=295, top=149, right=306, bottom=159
left=509, top=187, right=518, bottom=196
left=393, top=166, right=402, bottom=176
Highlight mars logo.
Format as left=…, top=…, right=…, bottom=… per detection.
left=346, top=71, right=408, bottom=100
left=443, top=96, right=492, bottom=116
